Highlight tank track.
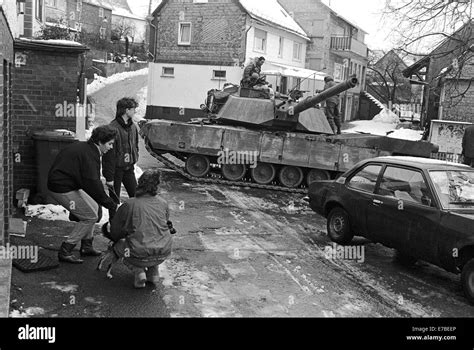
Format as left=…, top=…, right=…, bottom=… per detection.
left=143, top=140, right=307, bottom=194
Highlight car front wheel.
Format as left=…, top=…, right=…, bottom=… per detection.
left=327, top=207, right=354, bottom=245
left=461, top=259, right=474, bottom=304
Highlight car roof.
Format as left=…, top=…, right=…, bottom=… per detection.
left=363, top=156, right=474, bottom=171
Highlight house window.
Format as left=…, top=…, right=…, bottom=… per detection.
left=35, top=0, right=43, bottom=21
left=179, top=22, right=192, bottom=45
left=99, top=7, right=104, bottom=18
left=278, top=37, right=284, bottom=58
left=162, top=67, right=175, bottom=77
left=77, top=0, right=82, bottom=12
left=213, top=70, right=226, bottom=80
left=254, top=28, right=267, bottom=52
left=46, top=0, right=57, bottom=7
left=293, top=42, right=302, bottom=61
left=99, top=27, right=106, bottom=39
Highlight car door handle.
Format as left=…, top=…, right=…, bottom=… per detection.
left=372, top=199, right=383, bottom=205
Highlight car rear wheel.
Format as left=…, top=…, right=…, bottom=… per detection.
left=461, top=259, right=474, bottom=304
left=327, top=207, right=353, bottom=245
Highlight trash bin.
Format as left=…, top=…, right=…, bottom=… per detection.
left=32, top=130, right=77, bottom=204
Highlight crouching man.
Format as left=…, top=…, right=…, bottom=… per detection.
left=106, top=169, right=173, bottom=288
left=48, top=126, right=118, bottom=264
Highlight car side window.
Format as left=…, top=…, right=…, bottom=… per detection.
left=377, top=166, right=433, bottom=206
left=347, top=164, right=382, bottom=193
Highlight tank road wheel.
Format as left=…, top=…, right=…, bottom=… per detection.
left=222, top=164, right=247, bottom=181
left=278, top=166, right=304, bottom=188
left=306, top=169, right=331, bottom=186
left=250, top=163, right=276, bottom=185
left=185, top=155, right=210, bottom=178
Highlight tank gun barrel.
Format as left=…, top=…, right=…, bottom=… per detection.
left=291, top=77, right=358, bottom=115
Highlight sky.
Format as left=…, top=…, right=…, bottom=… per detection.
left=321, top=0, right=396, bottom=51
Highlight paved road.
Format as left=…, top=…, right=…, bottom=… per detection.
left=9, top=73, right=474, bottom=318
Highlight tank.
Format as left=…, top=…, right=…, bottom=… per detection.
left=140, top=77, right=439, bottom=192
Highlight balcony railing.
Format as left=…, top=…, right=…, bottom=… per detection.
left=330, top=36, right=368, bottom=58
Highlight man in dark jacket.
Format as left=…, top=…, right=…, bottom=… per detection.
left=48, top=126, right=118, bottom=264
left=241, top=57, right=265, bottom=88
left=102, top=98, right=139, bottom=219
left=323, top=76, right=341, bottom=135
left=462, top=125, right=474, bottom=167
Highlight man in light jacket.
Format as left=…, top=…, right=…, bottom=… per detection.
left=107, top=169, right=173, bottom=288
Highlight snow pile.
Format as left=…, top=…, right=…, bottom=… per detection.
left=133, top=86, right=148, bottom=122
left=343, top=108, right=423, bottom=141
left=343, top=120, right=396, bottom=136
left=372, top=109, right=400, bottom=124
left=25, top=205, right=69, bottom=221
left=388, top=129, right=423, bottom=141
left=87, top=67, right=149, bottom=95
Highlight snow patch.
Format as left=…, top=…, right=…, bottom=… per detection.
left=41, top=282, right=78, bottom=293
left=10, top=307, right=45, bottom=318
left=159, top=259, right=241, bottom=317
left=87, top=67, right=148, bottom=95
left=388, top=129, right=423, bottom=141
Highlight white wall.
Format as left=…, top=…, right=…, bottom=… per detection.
left=0, top=0, right=20, bottom=38
left=148, top=63, right=243, bottom=110
left=245, top=23, right=307, bottom=69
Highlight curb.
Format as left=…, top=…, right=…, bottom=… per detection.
left=0, top=257, right=12, bottom=317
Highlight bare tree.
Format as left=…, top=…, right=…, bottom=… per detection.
left=383, top=0, right=474, bottom=127
left=367, top=49, right=413, bottom=109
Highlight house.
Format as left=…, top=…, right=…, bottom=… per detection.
left=109, top=0, right=147, bottom=44
left=39, top=0, right=112, bottom=40
left=278, top=0, right=369, bottom=121
left=403, top=20, right=474, bottom=127
left=146, top=0, right=326, bottom=121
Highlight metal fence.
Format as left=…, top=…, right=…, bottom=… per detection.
left=430, top=152, right=462, bottom=164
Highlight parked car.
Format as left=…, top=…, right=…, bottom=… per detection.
left=306, top=156, right=474, bottom=303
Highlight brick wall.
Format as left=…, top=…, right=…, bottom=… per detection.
left=153, top=0, right=247, bottom=66
left=442, top=79, right=474, bottom=122
left=12, top=42, right=87, bottom=202
left=0, top=9, right=15, bottom=243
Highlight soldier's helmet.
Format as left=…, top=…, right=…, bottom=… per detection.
left=324, top=76, right=334, bottom=83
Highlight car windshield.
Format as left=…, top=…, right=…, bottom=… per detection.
left=429, top=170, right=474, bottom=209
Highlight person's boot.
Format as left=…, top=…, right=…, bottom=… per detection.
left=146, top=265, right=160, bottom=285
left=58, top=242, right=84, bottom=264
left=133, top=268, right=147, bottom=289
left=80, top=238, right=102, bottom=257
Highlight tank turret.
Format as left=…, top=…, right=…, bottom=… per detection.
left=214, top=77, right=358, bottom=134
